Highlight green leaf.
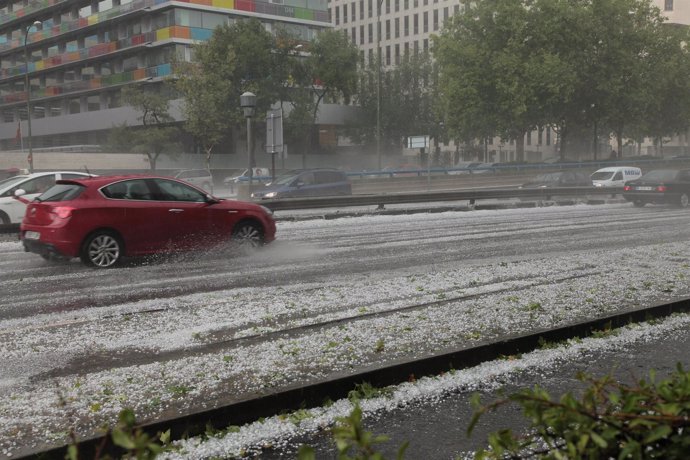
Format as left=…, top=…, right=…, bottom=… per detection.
left=589, top=432, right=608, bottom=449
left=296, top=444, right=316, bottom=460
left=111, top=428, right=137, bottom=450
left=643, top=425, right=672, bottom=444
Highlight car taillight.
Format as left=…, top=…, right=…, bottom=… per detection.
left=52, top=207, right=75, bottom=219
left=623, top=185, right=631, bottom=191
left=657, top=185, right=667, bottom=192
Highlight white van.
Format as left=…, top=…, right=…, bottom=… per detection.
left=591, top=167, right=642, bottom=187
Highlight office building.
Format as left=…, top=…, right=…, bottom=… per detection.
left=0, top=0, right=330, bottom=151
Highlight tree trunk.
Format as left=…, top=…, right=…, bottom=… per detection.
left=148, top=153, right=157, bottom=171
left=559, top=125, right=567, bottom=159
left=515, top=132, right=525, bottom=162
left=592, top=121, right=598, bottom=161
left=204, top=145, right=214, bottom=172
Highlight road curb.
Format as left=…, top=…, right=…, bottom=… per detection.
left=25, top=298, right=690, bottom=459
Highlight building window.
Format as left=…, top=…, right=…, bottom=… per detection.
left=87, top=95, right=100, bottom=112
left=526, top=131, right=531, bottom=145
left=385, top=0, right=390, bottom=14
left=665, top=0, right=673, bottom=11
left=395, top=43, right=400, bottom=64
left=423, top=12, right=428, bottom=33
left=360, top=0, right=364, bottom=20
left=385, top=45, right=390, bottom=65
left=335, top=6, right=339, bottom=25
left=368, top=23, right=373, bottom=43
left=404, top=16, right=409, bottom=36
left=546, top=128, right=551, bottom=145
left=360, top=25, right=364, bottom=44
left=413, top=14, right=418, bottom=34
left=433, top=9, right=438, bottom=30
left=68, top=97, right=81, bottom=114
left=368, top=0, right=372, bottom=17
left=395, top=17, right=399, bottom=38
left=395, top=0, right=399, bottom=12
left=343, top=4, right=347, bottom=23
left=352, top=26, right=357, bottom=44
left=48, top=100, right=63, bottom=117
left=385, top=19, right=390, bottom=39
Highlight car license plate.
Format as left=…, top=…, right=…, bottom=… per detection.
left=635, top=186, right=653, bottom=191
left=24, top=231, right=40, bottom=240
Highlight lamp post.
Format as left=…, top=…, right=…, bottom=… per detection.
left=240, top=91, right=257, bottom=196
left=376, top=0, right=383, bottom=171
left=24, top=20, right=41, bottom=173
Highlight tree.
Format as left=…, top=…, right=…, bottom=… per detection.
left=112, top=84, right=181, bottom=170
left=350, top=52, right=441, bottom=159
left=433, top=0, right=690, bottom=160
left=175, top=19, right=293, bottom=167
left=434, top=0, right=576, bottom=161
left=301, top=29, right=359, bottom=161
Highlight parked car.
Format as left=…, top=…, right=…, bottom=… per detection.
left=0, top=167, right=24, bottom=181
left=223, top=168, right=272, bottom=185
left=520, top=171, right=593, bottom=188
left=0, top=171, right=93, bottom=225
left=623, top=169, right=690, bottom=207
left=447, top=162, right=483, bottom=175
left=468, top=162, right=500, bottom=174
left=382, top=163, right=421, bottom=177
left=591, top=167, right=642, bottom=187
left=173, top=169, right=213, bottom=192
left=251, top=169, right=352, bottom=199
left=18, top=175, right=276, bottom=267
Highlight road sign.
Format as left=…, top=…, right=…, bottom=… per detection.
left=407, top=135, right=429, bottom=149
left=266, top=109, right=283, bottom=154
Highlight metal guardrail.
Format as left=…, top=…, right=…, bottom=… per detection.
left=345, top=157, right=690, bottom=179
left=258, top=186, right=624, bottom=211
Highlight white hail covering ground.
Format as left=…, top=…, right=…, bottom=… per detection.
left=163, top=314, right=690, bottom=459
left=1, top=208, right=690, bottom=456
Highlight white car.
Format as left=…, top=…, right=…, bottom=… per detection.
left=223, top=168, right=272, bottom=185
left=0, top=171, right=93, bottom=225
left=173, top=169, right=214, bottom=192
left=591, top=166, right=642, bottom=187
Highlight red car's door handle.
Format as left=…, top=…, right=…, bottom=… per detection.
left=168, top=209, right=184, bottom=213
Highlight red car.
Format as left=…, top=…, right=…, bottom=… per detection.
left=19, top=175, right=276, bottom=268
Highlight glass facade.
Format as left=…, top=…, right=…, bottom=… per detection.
left=0, top=0, right=330, bottom=148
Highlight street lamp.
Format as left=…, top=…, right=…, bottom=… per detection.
left=24, top=20, right=41, bottom=173
left=240, top=91, right=257, bottom=194
left=376, top=0, right=383, bottom=171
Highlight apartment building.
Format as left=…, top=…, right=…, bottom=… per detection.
left=0, top=0, right=330, bottom=150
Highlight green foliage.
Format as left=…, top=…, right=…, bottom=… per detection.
left=469, top=364, right=690, bottom=459
left=348, top=382, right=394, bottom=403
left=108, top=84, right=181, bottom=170
left=350, top=52, right=440, bottom=154
left=67, top=408, right=169, bottom=460
left=433, top=0, right=690, bottom=158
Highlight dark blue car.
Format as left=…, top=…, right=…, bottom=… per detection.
left=250, top=169, right=352, bottom=199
